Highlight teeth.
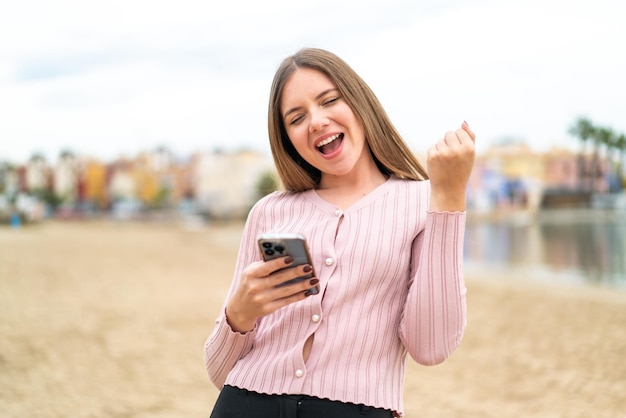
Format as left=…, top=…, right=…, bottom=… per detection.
left=316, top=134, right=340, bottom=148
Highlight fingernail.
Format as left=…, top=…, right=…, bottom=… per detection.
left=309, top=278, right=319, bottom=286
left=304, top=290, right=313, bottom=297
left=463, top=120, right=470, bottom=127
left=303, top=265, right=312, bottom=273
left=284, top=256, right=294, bottom=264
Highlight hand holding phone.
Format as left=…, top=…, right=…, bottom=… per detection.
left=257, top=233, right=319, bottom=295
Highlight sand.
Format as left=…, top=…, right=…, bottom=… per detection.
left=1, top=220, right=625, bottom=418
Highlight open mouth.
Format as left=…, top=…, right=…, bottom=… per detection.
left=316, top=133, right=344, bottom=155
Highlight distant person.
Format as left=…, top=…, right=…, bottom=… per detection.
left=204, top=48, right=476, bottom=418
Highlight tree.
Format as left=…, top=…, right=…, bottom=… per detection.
left=569, top=117, right=626, bottom=193
left=32, top=188, right=63, bottom=211
left=255, top=171, right=279, bottom=201
left=614, top=133, right=626, bottom=189
left=568, top=117, right=596, bottom=191
left=593, top=127, right=614, bottom=192
left=569, top=117, right=595, bottom=153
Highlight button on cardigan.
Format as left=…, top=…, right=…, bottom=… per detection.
left=204, top=176, right=467, bottom=417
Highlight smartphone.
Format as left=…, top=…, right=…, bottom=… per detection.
left=257, top=233, right=319, bottom=295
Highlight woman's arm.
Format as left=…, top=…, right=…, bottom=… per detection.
left=204, top=309, right=258, bottom=388
left=203, top=192, right=317, bottom=387
left=399, top=210, right=467, bottom=365
left=203, top=199, right=266, bottom=388
left=399, top=122, right=475, bottom=364
left=427, top=121, right=476, bottom=212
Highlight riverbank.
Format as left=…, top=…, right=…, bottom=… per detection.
left=1, top=220, right=624, bottom=417
left=467, top=207, right=626, bottom=225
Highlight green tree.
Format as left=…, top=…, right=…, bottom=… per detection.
left=614, top=133, right=626, bottom=189
left=255, top=171, right=279, bottom=201
left=569, top=117, right=596, bottom=191
left=32, top=188, right=63, bottom=211
left=569, top=117, right=595, bottom=153
left=150, top=186, right=170, bottom=209
left=593, top=127, right=614, bottom=192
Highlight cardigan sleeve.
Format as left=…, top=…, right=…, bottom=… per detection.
left=399, top=210, right=467, bottom=365
left=203, top=195, right=270, bottom=388
left=203, top=310, right=257, bottom=388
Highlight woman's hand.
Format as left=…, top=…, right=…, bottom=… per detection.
left=225, top=257, right=319, bottom=333
left=427, top=121, right=476, bottom=212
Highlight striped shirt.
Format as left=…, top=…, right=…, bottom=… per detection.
left=204, top=176, right=467, bottom=417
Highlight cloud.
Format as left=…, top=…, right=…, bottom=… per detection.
left=1, top=0, right=625, bottom=162
left=343, top=0, right=626, bottom=152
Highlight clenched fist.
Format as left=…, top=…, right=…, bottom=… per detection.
left=427, top=121, right=476, bottom=212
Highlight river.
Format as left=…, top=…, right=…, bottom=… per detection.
left=464, top=209, right=626, bottom=290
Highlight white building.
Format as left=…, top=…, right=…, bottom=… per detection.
left=192, top=150, right=274, bottom=220
left=53, top=152, right=81, bottom=202
left=25, top=155, right=49, bottom=191
left=109, top=163, right=136, bottom=201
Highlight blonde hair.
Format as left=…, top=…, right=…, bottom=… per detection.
left=268, top=48, right=428, bottom=192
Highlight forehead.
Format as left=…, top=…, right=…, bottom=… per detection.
left=281, top=68, right=336, bottom=107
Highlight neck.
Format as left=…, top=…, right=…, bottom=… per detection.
left=317, top=152, right=387, bottom=192
left=315, top=163, right=389, bottom=210
left=318, top=170, right=387, bottom=192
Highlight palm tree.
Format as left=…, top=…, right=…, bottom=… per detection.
left=569, top=117, right=596, bottom=191
left=615, top=133, right=626, bottom=190
left=593, top=127, right=615, bottom=192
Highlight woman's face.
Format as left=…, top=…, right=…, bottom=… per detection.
left=280, top=68, right=368, bottom=179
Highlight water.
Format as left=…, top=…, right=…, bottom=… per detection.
left=464, top=210, right=626, bottom=290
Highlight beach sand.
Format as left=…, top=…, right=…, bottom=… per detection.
left=1, top=220, right=625, bottom=418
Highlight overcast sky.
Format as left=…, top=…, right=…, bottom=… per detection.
left=1, top=0, right=625, bottom=163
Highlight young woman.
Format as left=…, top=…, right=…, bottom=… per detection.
left=205, top=48, right=476, bottom=418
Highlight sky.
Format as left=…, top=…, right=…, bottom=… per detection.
left=1, top=0, right=625, bottom=163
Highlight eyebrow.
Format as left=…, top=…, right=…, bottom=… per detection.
left=282, top=88, right=339, bottom=120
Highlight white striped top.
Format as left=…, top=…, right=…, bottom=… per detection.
left=204, top=176, right=467, bottom=417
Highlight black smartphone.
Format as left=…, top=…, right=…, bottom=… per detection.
left=257, top=233, right=319, bottom=295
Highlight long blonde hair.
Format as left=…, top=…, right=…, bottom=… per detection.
left=268, top=48, right=428, bottom=192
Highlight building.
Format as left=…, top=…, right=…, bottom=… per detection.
left=191, top=149, right=274, bottom=220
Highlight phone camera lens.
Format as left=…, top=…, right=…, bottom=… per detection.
left=274, top=245, right=285, bottom=253
left=265, top=249, right=275, bottom=256
left=262, top=242, right=272, bottom=248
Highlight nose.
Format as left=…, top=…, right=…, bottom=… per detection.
left=308, top=108, right=329, bottom=133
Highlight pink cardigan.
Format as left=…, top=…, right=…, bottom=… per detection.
left=204, top=176, right=467, bottom=416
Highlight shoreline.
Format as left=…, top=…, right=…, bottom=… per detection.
left=467, top=207, right=626, bottom=224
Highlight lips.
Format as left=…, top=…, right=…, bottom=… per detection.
left=316, top=133, right=343, bottom=155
